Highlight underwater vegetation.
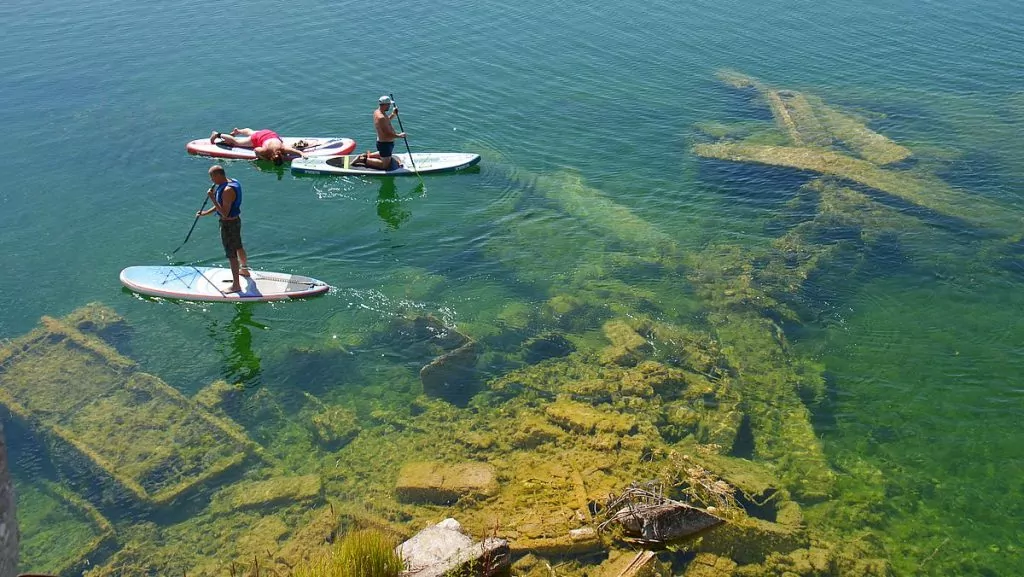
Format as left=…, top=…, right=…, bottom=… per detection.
left=291, top=529, right=403, bottom=577
left=697, top=70, right=1022, bottom=236
left=10, top=69, right=1017, bottom=575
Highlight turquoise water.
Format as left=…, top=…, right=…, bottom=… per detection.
left=1, top=0, right=1022, bottom=574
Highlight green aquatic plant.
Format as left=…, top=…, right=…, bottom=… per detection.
left=292, top=529, right=403, bottom=577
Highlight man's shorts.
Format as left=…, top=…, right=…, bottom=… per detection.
left=376, top=140, right=395, bottom=157
left=219, top=218, right=243, bottom=259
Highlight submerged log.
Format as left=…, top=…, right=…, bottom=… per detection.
left=612, top=502, right=725, bottom=545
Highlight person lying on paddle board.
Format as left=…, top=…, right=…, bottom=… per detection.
left=197, top=165, right=249, bottom=293
left=209, top=128, right=307, bottom=166
left=350, top=95, right=406, bottom=170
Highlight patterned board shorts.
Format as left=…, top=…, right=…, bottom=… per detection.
left=219, top=218, right=243, bottom=259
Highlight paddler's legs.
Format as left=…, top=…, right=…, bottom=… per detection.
left=226, top=256, right=242, bottom=293
left=237, top=247, right=250, bottom=277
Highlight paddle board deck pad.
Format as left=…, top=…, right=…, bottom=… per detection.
left=120, top=266, right=330, bottom=302
left=290, top=152, right=481, bottom=176
left=186, top=137, right=357, bottom=159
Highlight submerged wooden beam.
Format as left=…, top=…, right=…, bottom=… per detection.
left=0, top=307, right=261, bottom=508
left=692, top=142, right=1021, bottom=234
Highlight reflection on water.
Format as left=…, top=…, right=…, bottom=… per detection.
left=375, top=177, right=413, bottom=230
left=207, top=303, right=266, bottom=387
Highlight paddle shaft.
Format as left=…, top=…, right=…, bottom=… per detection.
left=172, top=191, right=211, bottom=255
left=390, top=93, right=422, bottom=179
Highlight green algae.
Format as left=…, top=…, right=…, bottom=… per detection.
left=692, top=141, right=1022, bottom=232
left=697, top=70, right=1023, bottom=236
left=765, top=89, right=833, bottom=147
left=15, top=480, right=114, bottom=576
left=0, top=309, right=259, bottom=508
left=210, top=474, right=323, bottom=513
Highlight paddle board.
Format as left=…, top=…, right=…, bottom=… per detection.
left=120, top=266, right=330, bottom=302
left=290, top=152, right=481, bottom=176
left=186, top=137, right=357, bottom=160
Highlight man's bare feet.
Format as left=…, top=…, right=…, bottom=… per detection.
left=239, top=267, right=251, bottom=278
left=225, top=285, right=242, bottom=293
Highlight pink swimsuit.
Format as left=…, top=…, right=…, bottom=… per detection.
left=250, top=129, right=279, bottom=148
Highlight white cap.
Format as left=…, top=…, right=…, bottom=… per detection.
left=378, top=95, right=392, bottom=105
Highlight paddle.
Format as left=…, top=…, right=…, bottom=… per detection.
left=389, top=93, right=423, bottom=183
left=171, top=187, right=212, bottom=255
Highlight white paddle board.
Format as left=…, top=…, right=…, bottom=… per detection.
left=120, top=266, right=330, bottom=302
left=186, top=137, right=357, bottom=160
left=290, top=152, right=481, bottom=176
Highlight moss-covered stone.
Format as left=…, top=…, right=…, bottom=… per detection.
left=683, top=553, right=739, bottom=577
left=600, top=319, right=653, bottom=367
left=395, top=461, right=499, bottom=505
left=210, top=475, right=323, bottom=513
left=544, top=399, right=635, bottom=436
left=309, top=404, right=361, bottom=451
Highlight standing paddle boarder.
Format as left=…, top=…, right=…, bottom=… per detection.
left=350, top=95, right=406, bottom=170
left=197, top=165, right=249, bottom=293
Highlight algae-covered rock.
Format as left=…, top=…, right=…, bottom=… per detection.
left=192, top=379, right=242, bottom=414
left=600, top=319, right=653, bottom=366
left=545, top=399, right=635, bottom=435
left=14, top=479, right=114, bottom=576
left=309, top=404, right=361, bottom=450
left=420, top=340, right=480, bottom=402
left=510, top=414, right=566, bottom=449
left=210, top=475, right=322, bottom=513
left=395, top=461, right=498, bottom=505
left=597, top=549, right=670, bottom=577
left=683, top=553, right=739, bottom=577
left=270, top=504, right=341, bottom=571
left=699, top=516, right=808, bottom=566
left=524, top=332, right=576, bottom=364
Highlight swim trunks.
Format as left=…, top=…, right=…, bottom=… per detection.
left=376, top=140, right=395, bottom=157
left=219, top=218, right=243, bottom=259
left=251, top=129, right=279, bottom=149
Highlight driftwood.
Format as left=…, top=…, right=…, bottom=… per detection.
left=600, top=483, right=725, bottom=545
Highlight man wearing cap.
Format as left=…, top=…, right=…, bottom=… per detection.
left=351, top=95, right=406, bottom=170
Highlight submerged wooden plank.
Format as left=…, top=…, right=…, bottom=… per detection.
left=15, top=480, right=115, bottom=576
left=0, top=308, right=259, bottom=507
left=692, top=142, right=1021, bottom=234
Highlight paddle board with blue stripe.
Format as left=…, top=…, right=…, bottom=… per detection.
left=290, top=152, right=481, bottom=176
left=120, top=266, right=330, bottom=302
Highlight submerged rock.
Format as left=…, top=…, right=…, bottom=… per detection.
left=523, top=332, right=575, bottom=364
left=420, top=340, right=480, bottom=401
left=682, top=553, right=738, bottom=577
left=309, top=404, right=360, bottom=450
left=395, top=461, right=498, bottom=505
left=210, top=474, right=323, bottom=513
left=597, top=550, right=670, bottom=577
